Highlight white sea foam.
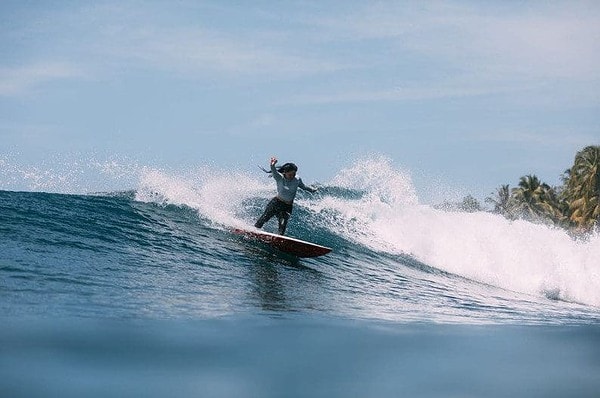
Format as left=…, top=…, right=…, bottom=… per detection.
left=133, top=157, right=600, bottom=307
left=312, top=157, right=600, bottom=307
left=134, top=166, right=270, bottom=228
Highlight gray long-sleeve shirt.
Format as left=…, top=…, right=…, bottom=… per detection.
left=271, top=163, right=316, bottom=203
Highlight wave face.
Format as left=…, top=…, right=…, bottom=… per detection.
left=2, top=157, right=599, bottom=323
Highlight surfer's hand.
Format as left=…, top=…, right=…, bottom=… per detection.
left=270, top=157, right=277, bottom=166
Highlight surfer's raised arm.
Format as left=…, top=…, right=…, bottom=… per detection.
left=270, top=157, right=282, bottom=181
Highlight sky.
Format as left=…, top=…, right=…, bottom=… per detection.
left=1, top=0, right=599, bottom=202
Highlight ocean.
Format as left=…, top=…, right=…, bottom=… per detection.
left=1, top=159, right=599, bottom=397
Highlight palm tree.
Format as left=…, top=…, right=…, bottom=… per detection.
left=562, top=146, right=600, bottom=231
left=510, top=175, right=562, bottom=224
left=486, top=184, right=511, bottom=217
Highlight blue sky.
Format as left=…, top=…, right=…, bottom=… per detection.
left=1, top=0, right=599, bottom=202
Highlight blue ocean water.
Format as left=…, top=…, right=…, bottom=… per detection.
left=1, top=159, right=599, bottom=397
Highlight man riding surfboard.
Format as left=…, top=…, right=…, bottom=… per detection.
left=254, top=157, right=318, bottom=235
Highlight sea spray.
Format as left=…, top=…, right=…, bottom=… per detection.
left=134, top=166, right=271, bottom=228
left=331, top=155, right=418, bottom=207
left=0, top=152, right=142, bottom=193
left=313, top=157, right=600, bottom=307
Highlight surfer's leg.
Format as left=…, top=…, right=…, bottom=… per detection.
left=255, top=198, right=278, bottom=228
left=277, top=211, right=290, bottom=235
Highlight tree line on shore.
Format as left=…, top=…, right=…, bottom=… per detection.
left=442, top=145, right=600, bottom=234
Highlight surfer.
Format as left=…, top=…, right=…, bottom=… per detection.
left=255, top=156, right=318, bottom=235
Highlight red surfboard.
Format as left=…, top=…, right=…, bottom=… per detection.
left=232, top=228, right=332, bottom=258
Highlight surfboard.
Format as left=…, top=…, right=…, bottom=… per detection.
left=232, top=228, right=332, bottom=258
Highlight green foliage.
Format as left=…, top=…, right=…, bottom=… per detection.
left=435, top=195, right=482, bottom=213
left=485, top=184, right=511, bottom=216
left=460, top=195, right=482, bottom=213
left=485, top=145, right=599, bottom=233
left=562, top=145, right=600, bottom=231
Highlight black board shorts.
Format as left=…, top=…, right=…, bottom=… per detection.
left=269, top=197, right=293, bottom=214
left=255, top=197, right=294, bottom=230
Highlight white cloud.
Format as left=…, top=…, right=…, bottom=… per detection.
left=466, top=129, right=598, bottom=149
left=98, top=27, right=340, bottom=78
left=284, top=82, right=521, bottom=105
left=314, top=1, right=600, bottom=81
left=276, top=1, right=600, bottom=106
left=44, top=2, right=344, bottom=80
left=2, top=1, right=599, bottom=99
left=1, top=2, right=344, bottom=93
left=0, top=62, right=83, bottom=96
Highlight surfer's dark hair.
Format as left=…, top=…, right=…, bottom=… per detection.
left=277, top=163, right=297, bottom=173
left=258, top=162, right=298, bottom=176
